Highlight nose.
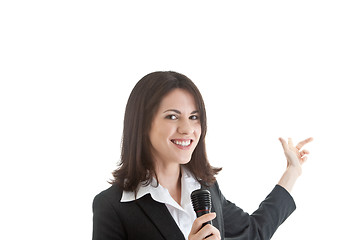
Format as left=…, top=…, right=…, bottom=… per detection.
left=177, top=119, right=194, bottom=135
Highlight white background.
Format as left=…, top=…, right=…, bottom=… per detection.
left=1, top=1, right=359, bottom=239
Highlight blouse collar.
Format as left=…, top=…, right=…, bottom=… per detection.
left=120, top=166, right=201, bottom=211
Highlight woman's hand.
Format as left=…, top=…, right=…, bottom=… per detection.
left=278, top=137, right=313, bottom=192
left=279, top=137, right=313, bottom=176
left=188, top=213, right=221, bottom=240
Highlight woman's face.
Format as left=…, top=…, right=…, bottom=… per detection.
left=149, top=88, right=201, bottom=168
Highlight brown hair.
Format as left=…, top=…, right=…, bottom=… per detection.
left=112, top=71, right=221, bottom=192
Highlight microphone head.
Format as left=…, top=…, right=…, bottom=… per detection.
left=191, top=189, right=212, bottom=212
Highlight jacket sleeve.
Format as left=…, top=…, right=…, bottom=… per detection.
left=92, top=192, right=127, bottom=240
left=218, top=184, right=296, bottom=240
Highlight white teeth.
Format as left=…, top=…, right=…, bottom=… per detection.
left=173, top=140, right=191, bottom=146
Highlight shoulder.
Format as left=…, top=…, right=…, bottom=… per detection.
left=92, top=184, right=130, bottom=239
left=93, top=184, right=124, bottom=210
left=203, top=180, right=224, bottom=207
left=205, top=180, right=221, bottom=198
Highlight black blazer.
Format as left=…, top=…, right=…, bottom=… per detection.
left=92, top=182, right=296, bottom=240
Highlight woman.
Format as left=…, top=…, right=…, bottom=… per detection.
left=92, top=71, right=313, bottom=240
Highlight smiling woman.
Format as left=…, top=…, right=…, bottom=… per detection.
left=110, top=72, right=221, bottom=194
left=92, top=71, right=312, bottom=240
left=149, top=89, right=202, bottom=168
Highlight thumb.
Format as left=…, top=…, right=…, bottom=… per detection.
left=279, top=137, right=288, bottom=151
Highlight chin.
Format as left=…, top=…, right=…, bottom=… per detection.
left=177, top=156, right=192, bottom=165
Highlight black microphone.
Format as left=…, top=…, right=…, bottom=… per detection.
left=191, top=189, right=212, bottom=227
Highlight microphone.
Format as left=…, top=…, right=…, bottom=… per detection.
left=191, top=189, right=212, bottom=227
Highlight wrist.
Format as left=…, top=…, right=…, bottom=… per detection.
left=287, top=165, right=302, bottom=177
left=278, top=166, right=301, bottom=193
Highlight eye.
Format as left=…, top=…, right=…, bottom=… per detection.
left=189, top=115, right=199, bottom=120
left=165, top=114, right=178, bottom=120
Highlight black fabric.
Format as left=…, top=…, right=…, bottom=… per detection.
left=92, top=182, right=296, bottom=240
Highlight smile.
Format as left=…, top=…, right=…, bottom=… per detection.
left=171, top=139, right=192, bottom=147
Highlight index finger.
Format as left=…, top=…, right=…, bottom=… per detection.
left=296, top=137, right=313, bottom=149
left=190, top=212, right=216, bottom=234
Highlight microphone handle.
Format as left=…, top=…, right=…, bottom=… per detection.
left=196, top=208, right=212, bottom=227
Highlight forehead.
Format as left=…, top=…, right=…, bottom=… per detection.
left=158, top=88, right=197, bottom=110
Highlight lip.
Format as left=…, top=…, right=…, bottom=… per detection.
left=170, top=139, right=193, bottom=150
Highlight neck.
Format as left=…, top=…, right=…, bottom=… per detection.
left=155, top=163, right=182, bottom=205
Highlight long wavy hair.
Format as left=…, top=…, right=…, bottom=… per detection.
left=111, top=71, right=221, bottom=192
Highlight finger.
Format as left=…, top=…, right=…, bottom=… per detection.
left=197, top=224, right=221, bottom=240
left=205, top=233, right=221, bottom=240
left=288, top=138, right=294, bottom=147
left=279, top=137, right=288, bottom=150
left=296, top=137, right=313, bottom=150
left=190, top=212, right=216, bottom=234
left=203, top=231, right=221, bottom=240
left=300, top=149, right=310, bottom=157
left=301, top=156, right=308, bottom=163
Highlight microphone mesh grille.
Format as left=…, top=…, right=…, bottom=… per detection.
left=191, top=189, right=211, bottom=211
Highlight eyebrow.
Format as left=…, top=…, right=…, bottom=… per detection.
left=163, top=109, right=199, bottom=114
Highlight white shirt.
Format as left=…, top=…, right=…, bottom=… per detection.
left=121, top=166, right=201, bottom=239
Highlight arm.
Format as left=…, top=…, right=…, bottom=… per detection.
left=219, top=137, right=313, bottom=239
left=278, top=137, right=313, bottom=192
left=221, top=184, right=296, bottom=240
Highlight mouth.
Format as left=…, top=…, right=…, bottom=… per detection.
left=170, top=139, right=193, bottom=148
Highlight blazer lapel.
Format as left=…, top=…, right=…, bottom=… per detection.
left=136, top=194, right=185, bottom=240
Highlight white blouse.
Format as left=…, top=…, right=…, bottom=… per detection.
left=121, top=166, right=201, bottom=239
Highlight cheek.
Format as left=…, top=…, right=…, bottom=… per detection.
left=197, top=122, right=202, bottom=133
left=156, top=124, right=176, bottom=141
left=149, top=126, right=165, bottom=148
left=194, top=124, right=202, bottom=140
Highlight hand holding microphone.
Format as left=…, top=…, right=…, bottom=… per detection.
left=191, top=189, right=213, bottom=226
left=189, top=190, right=220, bottom=240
